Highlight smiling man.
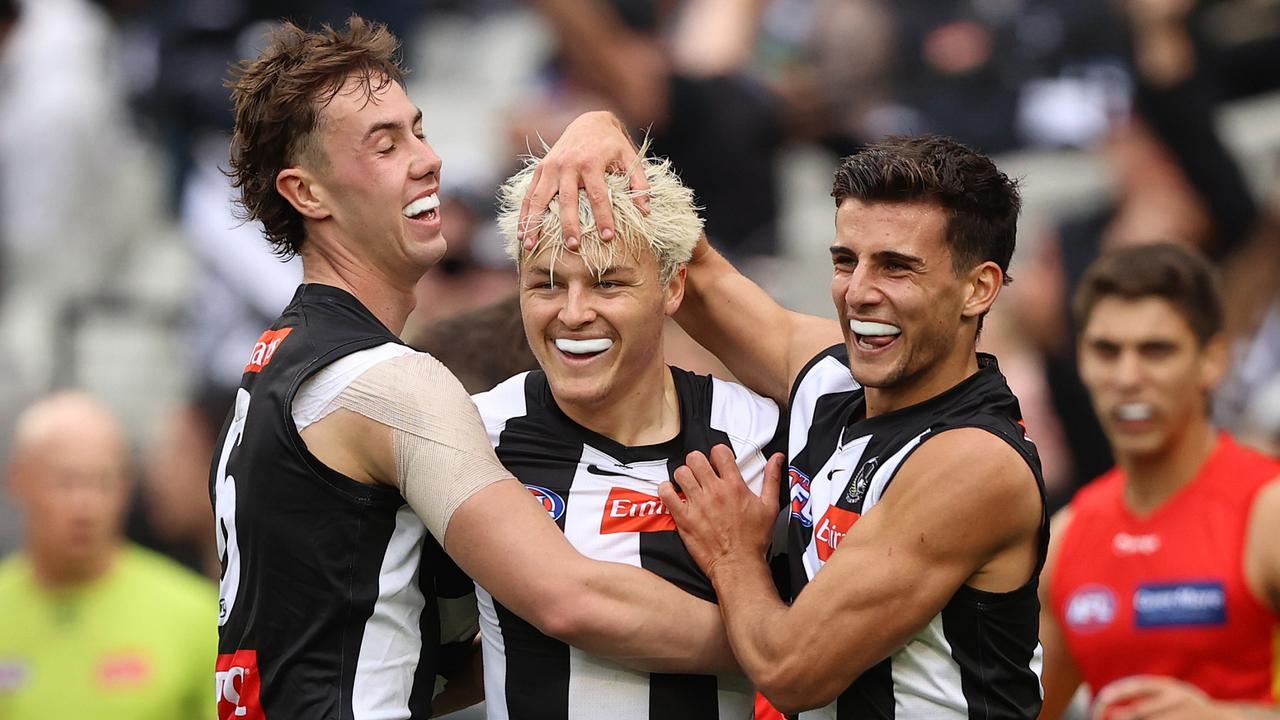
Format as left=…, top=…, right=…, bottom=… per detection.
left=469, top=154, right=781, bottom=720
left=524, top=132, right=1049, bottom=717
left=213, top=18, right=742, bottom=720
left=1038, top=242, right=1280, bottom=720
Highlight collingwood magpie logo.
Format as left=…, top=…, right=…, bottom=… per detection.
left=844, top=456, right=878, bottom=505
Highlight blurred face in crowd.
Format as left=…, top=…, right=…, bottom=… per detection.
left=520, top=240, right=685, bottom=413
left=1078, top=296, right=1226, bottom=462
left=831, top=199, right=998, bottom=412
left=8, top=394, right=130, bottom=584
left=281, top=75, right=445, bottom=287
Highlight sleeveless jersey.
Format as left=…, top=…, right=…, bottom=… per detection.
left=786, top=346, right=1048, bottom=719
left=471, top=368, right=781, bottom=720
left=210, top=284, right=470, bottom=720
left=1049, top=433, right=1280, bottom=701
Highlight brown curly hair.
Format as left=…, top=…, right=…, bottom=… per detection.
left=227, top=15, right=404, bottom=258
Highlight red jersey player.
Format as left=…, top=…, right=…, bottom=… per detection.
left=1040, top=242, right=1280, bottom=720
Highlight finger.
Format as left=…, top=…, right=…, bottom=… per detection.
left=658, top=480, right=686, bottom=518
left=518, top=162, right=543, bottom=244
left=558, top=172, right=581, bottom=251
left=673, top=464, right=703, bottom=500
left=708, top=444, right=745, bottom=485
left=682, top=450, right=717, bottom=492
left=762, top=453, right=785, bottom=509
left=1093, top=678, right=1159, bottom=720
left=523, top=163, right=558, bottom=251
left=629, top=162, right=651, bottom=215
left=582, top=172, right=615, bottom=242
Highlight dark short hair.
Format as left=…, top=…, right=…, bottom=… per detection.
left=1073, top=242, right=1223, bottom=345
left=832, top=135, right=1021, bottom=284
left=227, top=15, right=403, bottom=258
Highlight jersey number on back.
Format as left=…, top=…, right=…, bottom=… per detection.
left=215, top=388, right=250, bottom=627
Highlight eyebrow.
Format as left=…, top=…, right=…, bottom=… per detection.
left=363, top=108, right=423, bottom=143
left=827, top=246, right=926, bottom=269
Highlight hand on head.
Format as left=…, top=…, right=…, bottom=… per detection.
left=518, top=111, right=651, bottom=252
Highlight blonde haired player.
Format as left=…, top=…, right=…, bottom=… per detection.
left=468, top=152, right=783, bottom=720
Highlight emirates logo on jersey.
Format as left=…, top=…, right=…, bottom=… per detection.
left=216, top=650, right=265, bottom=719
left=243, top=328, right=293, bottom=374
left=815, top=505, right=860, bottom=561
left=600, top=487, right=677, bottom=534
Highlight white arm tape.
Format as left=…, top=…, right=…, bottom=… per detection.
left=332, top=352, right=513, bottom=542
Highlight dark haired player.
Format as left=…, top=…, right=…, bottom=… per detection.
left=1040, top=242, right=1280, bottom=720
left=525, top=133, right=1048, bottom=718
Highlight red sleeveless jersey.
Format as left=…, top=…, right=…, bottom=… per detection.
left=1050, top=433, right=1280, bottom=701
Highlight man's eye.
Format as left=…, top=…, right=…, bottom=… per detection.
left=597, top=280, right=619, bottom=290
left=378, top=143, right=395, bottom=154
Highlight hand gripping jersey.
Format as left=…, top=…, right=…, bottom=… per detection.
left=210, top=284, right=473, bottom=720
left=472, top=368, right=781, bottom=720
left=787, top=346, right=1048, bottom=719
left=1049, top=433, right=1280, bottom=701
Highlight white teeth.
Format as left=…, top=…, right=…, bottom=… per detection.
left=402, top=194, right=440, bottom=218
left=850, top=320, right=901, bottom=337
left=1116, top=403, right=1154, bottom=421
left=555, top=338, right=613, bottom=355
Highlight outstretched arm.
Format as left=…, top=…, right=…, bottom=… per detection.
left=302, top=353, right=736, bottom=675
left=661, top=433, right=1042, bottom=713
left=677, top=237, right=843, bottom=404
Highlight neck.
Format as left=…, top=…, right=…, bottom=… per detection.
left=557, top=365, right=680, bottom=447
left=864, top=345, right=980, bottom=418
left=29, top=544, right=118, bottom=591
left=1120, top=418, right=1218, bottom=515
left=301, top=242, right=418, bottom=336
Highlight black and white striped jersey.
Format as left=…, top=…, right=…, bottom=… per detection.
left=472, top=368, right=781, bottom=720
left=210, top=284, right=474, bottom=720
left=786, top=345, right=1048, bottom=720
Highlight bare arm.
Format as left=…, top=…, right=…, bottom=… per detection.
left=676, top=238, right=843, bottom=404
left=1092, top=675, right=1280, bottom=720
left=1038, top=507, right=1084, bottom=720
left=661, top=432, right=1042, bottom=713
left=301, top=359, right=736, bottom=675
left=1244, top=476, right=1280, bottom=615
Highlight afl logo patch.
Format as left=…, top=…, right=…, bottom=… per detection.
left=527, top=485, right=566, bottom=521
left=1064, top=585, right=1117, bottom=632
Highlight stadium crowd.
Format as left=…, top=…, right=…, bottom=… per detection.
left=0, top=0, right=1278, bottom=718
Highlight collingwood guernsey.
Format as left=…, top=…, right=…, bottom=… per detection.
left=786, top=345, right=1047, bottom=719
left=473, top=367, right=780, bottom=720
left=211, top=284, right=476, bottom=719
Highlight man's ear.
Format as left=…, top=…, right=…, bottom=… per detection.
left=960, top=261, right=1003, bottom=320
left=276, top=167, right=331, bottom=220
left=1200, top=333, right=1229, bottom=390
left=664, top=264, right=688, bottom=317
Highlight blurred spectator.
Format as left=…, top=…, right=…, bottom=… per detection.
left=0, top=0, right=148, bottom=392
left=1038, top=243, right=1280, bottom=719
left=0, top=392, right=217, bottom=719
left=517, top=0, right=790, bottom=259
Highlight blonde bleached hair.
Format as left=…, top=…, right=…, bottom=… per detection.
left=496, top=150, right=703, bottom=284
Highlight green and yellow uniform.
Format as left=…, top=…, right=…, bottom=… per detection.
left=0, top=545, right=216, bottom=720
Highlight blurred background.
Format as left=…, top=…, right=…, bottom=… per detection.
left=0, top=0, right=1278, bottom=715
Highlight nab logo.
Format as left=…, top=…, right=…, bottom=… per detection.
left=600, top=487, right=677, bottom=534
left=216, top=650, right=264, bottom=719
left=1065, top=585, right=1117, bottom=632
left=814, top=505, right=860, bottom=561
left=527, top=485, right=566, bottom=521
left=789, top=467, right=813, bottom=527
left=244, top=328, right=293, bottom=374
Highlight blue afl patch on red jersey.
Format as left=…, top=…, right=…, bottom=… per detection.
left=1064, top=585, right=1117, bottom=632
left=1133, top=581, right=1226, bottom=628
